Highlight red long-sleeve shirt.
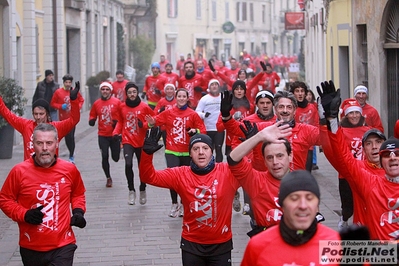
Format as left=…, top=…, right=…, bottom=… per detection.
left=139, top=152, right=240, bottom=244
left=241, top=224, right=340, bottom=266
left=179, top=74, right=205, bottom=109
left=152, top=106, right=206, bottom=154
left=0, top=157, right=86, bottom=251
left=142, top=75, right=167, bottom=107
left=0, top=97, right=80, bottom=160
left=89, top=97, right=121, bottom=137
left=51, top=88, right=84, bottom=121
left=113, top=102, right=154, bottom=147
left=112, top=79, right=129, bottom=102
left=229, top=158, right=282, bottom=228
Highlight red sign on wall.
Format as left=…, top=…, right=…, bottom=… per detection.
left=285, top=12, right=305, bottom=30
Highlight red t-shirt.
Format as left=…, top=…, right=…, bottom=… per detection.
left=89, top=97, right=121, bottom=137
left=0, top=157, right=86, bottom=251
left=51, top=88, right=84, bottom=121
left=139, top=153, right=240, bottom=244
left=143, top=75, right=167, bottom=106
left=113, top=101, right=154, bottom=147
left=241, top=224, right=340, bottom=266
left=112, top=80, right=129, bottom=102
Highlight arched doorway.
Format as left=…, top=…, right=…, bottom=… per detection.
left=384, top=0, right=399, bottom=136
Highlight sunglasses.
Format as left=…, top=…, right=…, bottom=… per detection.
left=379, top=150, right=399, bottom=158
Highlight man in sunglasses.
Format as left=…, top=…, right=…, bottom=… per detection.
left=318, top=79, right=399, bottom=240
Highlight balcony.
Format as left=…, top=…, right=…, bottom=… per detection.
left=123, top=0, right=150, bottom=16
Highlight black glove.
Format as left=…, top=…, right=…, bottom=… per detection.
left=220, top=90, right=233, bottom=117
left=316, top=80, right=341, bottom=118
left=205, top=112, right=211, bottom=118
left=141, top=92, right=146, bottom=99
left=143, top=127, right=163, bottom=155
left=194, top=86, right=203, bottom=93
left=113, top=134, right=122, bottom=142
left=88, top=119, right=96, bottom=127
left=70, top=208, right=86, bottom=228
left=208, top=60, right=215, bottom=72
left=260, top=61, right=267, bottom=71
left=154, top=89, right=162, bottom=95
left=70, top=81, right=80, bottom=100
left=186, top=127, right=197, bottom=137
left=159, top=106, right=166, bottom=113
left=24, top=205, right=44, bottom=225
left=137, top=119, right=143, bottom=128
left=239, top=120, right=258, bottom=142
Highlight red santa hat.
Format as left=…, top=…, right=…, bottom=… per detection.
left=341, top=98, right=362, bottom=116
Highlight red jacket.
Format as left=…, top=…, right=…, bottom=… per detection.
left=139, top=152, right=240, bottom=245
left=51, top=88, right=84, bottom=121
left=0, top=97, right=80, bottom=160
left=241, top=223, right=340, bottom=266
left=89, top=97, right=121, bottom=137
left=113, top=101, right=154, bottom=147
left=0, top=157, right=86, bottom=251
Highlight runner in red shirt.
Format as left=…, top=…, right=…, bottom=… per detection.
left=353, top=85, right=384, bottom=132
left=113, top=82, right=154, bottom=205
left=111, top=70, right=129, bottom=102
left=160, top=63, right=179, bottom=88
left=178, top=61, right=205, bottom=109
left=142, top=62, right=166, bottom=109
left=89, top=82, right=122, bottom=188
left=0, top=123, right=86, bottom=265
left=176, top=54, right=186, bottom=77
left=257, top=63, right=280, bottom=93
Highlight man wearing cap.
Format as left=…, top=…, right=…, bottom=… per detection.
left=141, top=62, right=167, bottom=109
left=139, top=122, right=290, bottom=265
left=319, top=79, right=399, bottom=240
left=196, top=79, right=225, bottom=163
left=51, top=74, right=85, bottom=163
left=290, top=81, right=319, bottom=172
left=111, top=70, right=129, bottom=102
left=241, top=170, right=340, bottom=265
left=353, top=84, right=384, bottom=132
left=0, top=85, right=81, bottom=161
left=114, top=82, right=154, bottom=205
left=160, top=63, right=179, bottom=89
left=228, top=122, right=293, bottom=236
left=321, top=126, right=386, bottom=227
left=178, top=61, right=206, bottom=109
left=89, top=82, right=122, bottom=188
left=33, top=69, right=60, bottom=121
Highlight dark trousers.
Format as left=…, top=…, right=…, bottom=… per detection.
left=65, top=127, right=76, bottom=157
left=98, top=136, right=120, bottom=178
left=206, top=131, right=225, bottom=163
left=182, top=250, right=231, bottom=266
left=165, top=153, right=191, bottom=204
left=305, top=149, right=313, bottom=172
left=339, top=178, right=353, bottom=221
left=20, top=244, right=77, bottom=266
left=123, top=144, right=145, bottom=192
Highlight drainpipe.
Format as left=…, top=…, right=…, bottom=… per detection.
left=52, top=0, right=58, bottom=79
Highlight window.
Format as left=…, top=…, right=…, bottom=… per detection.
left=242, top=2, right=247, bottom=21
left=196, top=0, right=201, bottom=19
left=262, top=5, right=265, bottom=23
left=249, top=3, right=254, bottom=22
left=212, top=1, right=216, bottom=21
left=167, top=0, right=178, bottom=18
left=225, top=2, right=229, bottom=20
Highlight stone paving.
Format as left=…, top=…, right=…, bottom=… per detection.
left=0, top=110, right=341, bottom=266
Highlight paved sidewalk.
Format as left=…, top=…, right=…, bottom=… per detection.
left=0, top=110, right=341, bottom=266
